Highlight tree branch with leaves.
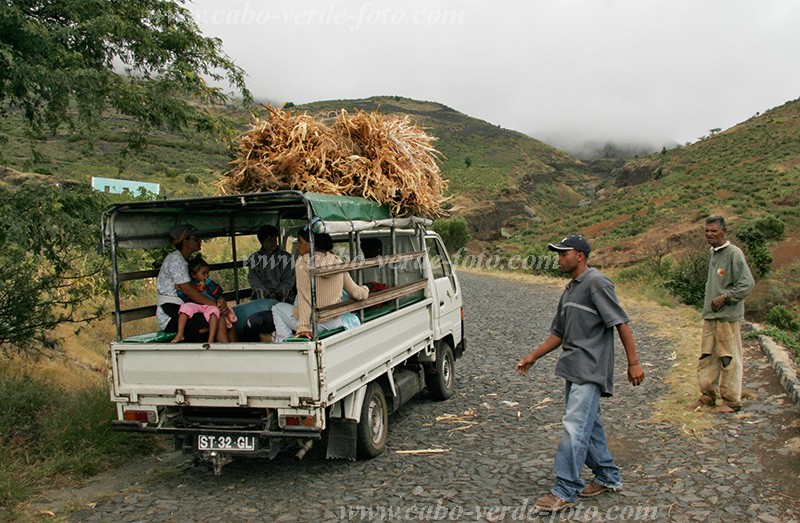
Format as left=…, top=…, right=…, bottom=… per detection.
left=0, top=0, right=252, bottom=149
left=0, top=183, right=113, bottom=353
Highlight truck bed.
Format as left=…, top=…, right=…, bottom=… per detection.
left=109, top=299, right=433, bottom=410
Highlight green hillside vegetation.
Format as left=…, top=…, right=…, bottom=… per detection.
left=507, top=97, right=800, bottom=255
left=502, top=97, right=800, bottom=327
left=3, top=94, right=798, bottom=320
left=0, top=108, right=241, bottom=197
left=296, top=96, right=584, bottom=193
left=2, top=96, right=603, bottom=241
left=294, top=96, right=598, bottom=236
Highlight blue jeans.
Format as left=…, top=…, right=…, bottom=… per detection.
left=272, top=302, right=343, bottom=342
left=551, top=381, right=622, bottom=502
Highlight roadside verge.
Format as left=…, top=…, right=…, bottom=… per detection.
left=749, top=322, right=800, bottom=405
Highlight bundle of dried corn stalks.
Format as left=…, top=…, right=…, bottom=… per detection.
left=218, top=106, right=447, bottom=217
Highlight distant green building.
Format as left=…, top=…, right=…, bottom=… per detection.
left=91, top=177, right=160, bottom=196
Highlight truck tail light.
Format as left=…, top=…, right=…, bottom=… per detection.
left=281, top=415, right=315, bottom=428
left=123, top=409, right=157, bottom=423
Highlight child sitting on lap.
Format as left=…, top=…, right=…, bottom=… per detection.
left=172, top=257, right=237, bottom=343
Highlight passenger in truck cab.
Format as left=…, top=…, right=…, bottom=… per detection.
left=359, top=237, right=390, bottom=305
left=272, top=228, right=370, bottom=341
left=155, top=224, right=235, bottom=343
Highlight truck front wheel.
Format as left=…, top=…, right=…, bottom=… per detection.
left=357, top=382, right=388, bottom=459
left=426, top=342, right=455, bottom=400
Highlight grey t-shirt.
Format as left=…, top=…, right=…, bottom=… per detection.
left=247, top=247, right=295, bottom=298
left=550, top=268, right=629, bottom=396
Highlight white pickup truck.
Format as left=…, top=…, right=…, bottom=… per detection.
left=102, top=191, right=465, bottom=473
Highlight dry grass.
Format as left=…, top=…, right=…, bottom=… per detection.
left=218, top=106, right=447, bottom=217
left=1, top=309, right=115, bottom=390
left=457, top=266, right=564, bottom=288
left=619, top=289, right=714, bottom=433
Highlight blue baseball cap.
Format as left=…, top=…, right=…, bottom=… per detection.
left=548, top=234, right=591, bottom=256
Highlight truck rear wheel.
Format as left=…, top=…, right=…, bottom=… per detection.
left=426, top=342, right=455, bottom=400
left=357, top=382, right=388, bottom=459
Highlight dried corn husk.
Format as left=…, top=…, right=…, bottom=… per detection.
left=218, top=105, right=447, bottom=217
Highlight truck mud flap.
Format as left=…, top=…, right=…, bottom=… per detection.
left=326, top=418, right=358, bottom=460
left=455, top=336, right=466, bottom=359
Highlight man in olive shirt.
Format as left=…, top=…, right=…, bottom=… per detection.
left=690, top=215, right=754, bottom=413
left=516, top=235, right=644, bottom=513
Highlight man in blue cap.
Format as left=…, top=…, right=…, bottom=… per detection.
left=516, top=234, right=645, bottom=513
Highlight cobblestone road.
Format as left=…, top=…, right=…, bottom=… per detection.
left=30, top=272, right=800, bottom=522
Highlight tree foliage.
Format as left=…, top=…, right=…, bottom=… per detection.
left=664, top=247, right=708, bottom=309
left=0, top=183, right=112, bottom=352
left=735, top=215, right=785, bottom=278
left=766, top=305, right=799, bottom=332
left=0, top=0, right=251, bottom=149
left=432, top=216, right=471, bottom=253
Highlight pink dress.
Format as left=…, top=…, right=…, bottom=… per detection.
left=178, top=302, right=221, bottom=323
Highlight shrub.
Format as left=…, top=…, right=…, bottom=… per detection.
left=432, top=216, right=471, bottom=253
left=664, top=249, right=708, bottom=308
left=522, top=243, right=559, bottom=274
left=766, top=305, right=799, bottom=331
left=0, top=184, right=112, bottom=352
left=735, top=215, right=785, bottom=278
left=743, top=243, right=773, bottom=278
left=755, top=214, right=785, bottom=242
left=184, top=174, right=199, bottom=184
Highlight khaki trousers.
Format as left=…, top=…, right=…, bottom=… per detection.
left=697, top=319, right=743, bottom=409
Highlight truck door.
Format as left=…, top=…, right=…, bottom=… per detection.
left=425, top=235, right=462, bottom=342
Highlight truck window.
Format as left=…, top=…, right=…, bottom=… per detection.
left=425, top=237, right=456, bottom=291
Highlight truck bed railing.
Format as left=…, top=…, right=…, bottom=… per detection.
left=115, top=251, right=428, bottom=328
left=117, top=260, right=243, bottom=283
left=317, top=279, right=428, bottom=322
left=314, top=250, right=426, bottom=277
left=314, top=250, right=427, bottom=323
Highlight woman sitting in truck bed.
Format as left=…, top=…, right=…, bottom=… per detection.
left=156, top=224, right=235, bottom=343
left=272, top=228, right=369, bottom=342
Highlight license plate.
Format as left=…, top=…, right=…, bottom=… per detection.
left=197, top=434, right=257, bottom=452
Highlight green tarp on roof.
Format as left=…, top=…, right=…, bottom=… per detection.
left=304, top=193, right=391, bottom=222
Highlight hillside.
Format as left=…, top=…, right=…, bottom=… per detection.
left=1, top=96, right=601, bottom=240
left=4, top=94, right=798, bottom=262
left=500, top=97, right=800, bottom=320
left=0, top=108, right=240, bottom=198
left=293, top=96, right=597, bottom=240
left=504, top=97, right=800, bottom=262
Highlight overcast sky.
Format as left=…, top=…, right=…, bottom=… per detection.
left=189, top=0, right=800, bottom=150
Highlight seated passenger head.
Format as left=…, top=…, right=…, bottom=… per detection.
left=361, top=238, right=382, bottom=258
left=298, top=228, right=334, bottom=253
left=168, top=223, right=200, bottom=251
left=257, top=224, right=280, bottom=246
left=187, top=256, right=211, bottom=282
